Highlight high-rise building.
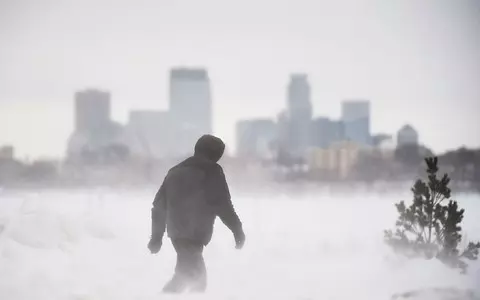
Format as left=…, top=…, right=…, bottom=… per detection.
left=236, top=119, right=277, bottom=160
left=286, top=74, right=312, bottom=158
left=397, top=124, right=419, bottom=147
left=341, top=100, right=371, bottom=146
left=275, top=111, right=290, bottom=163
left=68, top=89, right=124, bottom=161
left=125, top=110, right=173, bottom=159
left=169, top=68, right=212, bottom=156
left=310, top=117, right=345, bottom=148
left=75, top=89, right=111, bottom=133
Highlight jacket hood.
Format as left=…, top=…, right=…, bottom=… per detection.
left=194, top=135, right=225, bottom=162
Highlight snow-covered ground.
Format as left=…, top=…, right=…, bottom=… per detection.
left=0, top=188, right=479, bottom=300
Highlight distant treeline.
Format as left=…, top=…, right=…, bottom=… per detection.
left=352, top=145, right=480, bottom=190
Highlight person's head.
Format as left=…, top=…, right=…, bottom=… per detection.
left=194, top=134, right=225, bottom=162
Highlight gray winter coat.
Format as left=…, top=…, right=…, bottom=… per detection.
left=150, top=135, right=243, bottom=246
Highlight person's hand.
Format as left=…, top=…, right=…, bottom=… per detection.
left=148, top=238, right=162, bottom=254
left=234, top=229, right=245, bottom=250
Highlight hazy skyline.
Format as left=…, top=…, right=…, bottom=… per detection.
left=1, top=0, right=479, bottom=159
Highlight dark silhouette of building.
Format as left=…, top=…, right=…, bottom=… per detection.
left=169, top=68, right=212, bottom=157
left=397, top=124, right=419, bottom=147
left=341, top=100, right=371, bottom=146
left=0, top=145, right=22, bottom=185
left=0, top=145, right=14, bottom=160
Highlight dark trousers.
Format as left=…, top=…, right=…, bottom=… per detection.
left=162, top=239, right=207, bottom=293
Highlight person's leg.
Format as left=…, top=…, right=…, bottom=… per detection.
left=162, top=239, right=207, bottom=293
left=188, top=243, right=207, bottom=293
left=162, top=240, right=189, bottom=293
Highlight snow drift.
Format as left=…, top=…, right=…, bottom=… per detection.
left=0, top=189, right=479, bottom=300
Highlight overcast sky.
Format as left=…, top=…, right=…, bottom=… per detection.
left=1, top=0, right=479, bottom=159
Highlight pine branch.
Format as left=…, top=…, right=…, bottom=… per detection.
left=460, top=242, right=480, bottom=260
left=384, top=156, right=479, bottom=273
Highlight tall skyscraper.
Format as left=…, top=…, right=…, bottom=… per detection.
left=169, top=68, right=212, bottom=156
left=341, top=100, right=371, bottom=146
left=68, top=88, right=124, bottom=161
left=75, top=89, right=111, bottom=133
left=286, top=74, right=312, bottom=158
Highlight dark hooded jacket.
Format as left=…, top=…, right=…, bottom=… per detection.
left=150, top=135, right=243, bottom=246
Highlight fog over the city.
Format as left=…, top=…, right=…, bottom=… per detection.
left=1, top=0, right=480, bottom=159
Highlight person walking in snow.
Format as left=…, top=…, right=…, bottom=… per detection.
left=147, top=134, right=245, bottom=293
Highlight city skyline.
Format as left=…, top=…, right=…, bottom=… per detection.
left=0, top=67, right=477, bottom=160
left=1, top=0, right=479, bottom=159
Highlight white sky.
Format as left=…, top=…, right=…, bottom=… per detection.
left=1, top=0, right=479, bottom=159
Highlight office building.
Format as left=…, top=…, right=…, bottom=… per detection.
left=341, top=100, right=371, bottom=146
left=310, top=117, right=345, bottom=148
left=308, top=141, right=362, bottom=179
left=169, top=68, right=212, bottom=156
left=75, top=89, right=111, bottom=134
left=68, top=89, right=124, bottom=161
left=236, top=119, right=277, bottom=160
left=397, top=124, right=419, bottom=147
left=0, top=145, right=14, bottom=160
left=125, top=110, right=173, bottom=159
left=286, top=74, right=312, bottom=158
